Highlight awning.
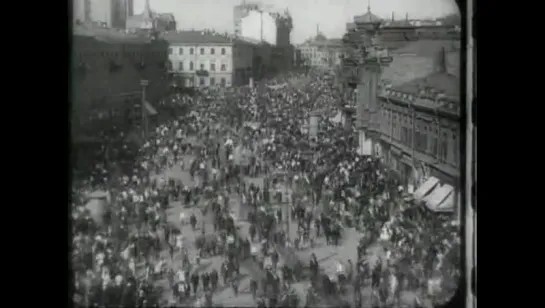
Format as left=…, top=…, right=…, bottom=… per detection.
left=144, top=101, right=157, bottom=116
left=413, top=177, right=440, bottom=201
left=435, top=190, right=456, bottom=212
left=424, top=184, right=455, bottom=212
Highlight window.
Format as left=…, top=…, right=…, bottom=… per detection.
left=210, top=77, right=216, bottom=86
left=401, top=127, right=408, bottom=145
left=430, top=137, right=438, bottom=157
left=200, top=63, right=205, bottom=70
left=178, top=48, right=183, bottom=55
left=178, top=61, right=183, bottom=71
left=440, top=140, right=448, bottom=161
left=221, top=64, right=226, bottom=71
left=200, top=78, right=205, bottom=85
left=221, top=48, right=226, bottom=55
left=200, top=48, right=205, bottom=55
left=452, top=133, right=458, bottom=166
left=211, top=48, right=215, bottom=55
left=420, top=132, right=428, bottom=152
left=189, top=61, right=194, bottom=70
left=190, top=48, right=194, bottom=55
left=221, top=78, right=226, bottom=86
left=210, top=63, right=216, bottom=71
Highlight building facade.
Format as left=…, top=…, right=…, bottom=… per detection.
left=126, top=0, right=176, bottom=32
left=73, top=0, right=91, bottom=23
left=341, top=7, right=461, bottom=215
left=240, top=10, right=277, bottom=45
left=234, top=2, right=261, bottom=37
left=297, top=38, right=343, bottom=68
left=72, top=24, right=169, bottom=141
left=165, top=31, right=260, bottom=88
left=88, top=0, right=112, bottom=26
left=74, top=0, right=134, bottom=28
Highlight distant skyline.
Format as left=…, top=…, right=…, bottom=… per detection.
left=133, top=0, right=459, bottom=43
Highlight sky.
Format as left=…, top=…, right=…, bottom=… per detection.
left=134, top=0, right=459, bottom=44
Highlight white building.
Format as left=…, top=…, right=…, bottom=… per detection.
left=240, top=10, right=277, bottom=46
left=73, top=0, right=89, bottom=23
left=164, top=31, right=257, bottom=88
left=297, top=37, right=343, bottom=68
left=88, top=0, right=113, bottom=26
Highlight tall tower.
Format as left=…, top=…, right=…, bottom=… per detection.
left=353, top=1, right=392, bottom=155
left=111, top=0, right=133, bottom=28
left=126, top=0, right=134, bottom=17
left=73, top=0, right=92, bottom=23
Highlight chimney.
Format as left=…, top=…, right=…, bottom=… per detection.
left=405, top=13, right=409, bottom=23
left=391, top=12, right=394, bottom=22
left=435, top=46, right=447, bottom=73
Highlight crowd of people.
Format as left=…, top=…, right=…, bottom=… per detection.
left=71, top=70, right=460, bottom=308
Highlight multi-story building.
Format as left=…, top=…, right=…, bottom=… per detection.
left=164, top=31, right=260, bottom=88
left=376, top=60, right=460, bottom=213
left=73, top=0, right=91, bottom=23
left=297, top=36, right=343, bottom=68
left=87, top=0, right=112, bottom=26
left=110, top=0, right=134, bottom=29
left=74, top=0, right=134, bottom=28
left=341, top=7, right=461, bottom=215
left=126, top=0, right=176, bottom=32
left=71, top=24, right=169, bottom=142
left=235, top=3, right=293, bottom=73
left=233, top=2, right=262, bottom=37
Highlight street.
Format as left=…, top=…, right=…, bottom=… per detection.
left=150, top=153, right=259, bottom=306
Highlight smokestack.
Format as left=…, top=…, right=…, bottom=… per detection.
left=405, top=13, right=409, bottom=22
left=391, top=12, right=394, bottom=22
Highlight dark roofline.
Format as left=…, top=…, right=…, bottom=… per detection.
left=379, top=94, right=459, bottom=119
left=73, top=27, right=154, bottom=44
left=381, top=25, right=417, bottom=30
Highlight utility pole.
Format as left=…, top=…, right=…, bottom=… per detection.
left=140, top=79, right=149, bottom=138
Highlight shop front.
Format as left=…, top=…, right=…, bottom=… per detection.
left=411, top=165, right=459, bottom=217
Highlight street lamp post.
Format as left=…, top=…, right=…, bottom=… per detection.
left=140, top=79, right=149, bottom=138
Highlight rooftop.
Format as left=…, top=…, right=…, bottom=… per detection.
left=391, top=39, right=460, bottom=57
left=394, top=71, right=459, bottom=98
left=73, top=24, right=152, bottom=43
left=381, top=42, right=460, bottom=86
left=354, top=9, right=382, bottom=24
left=162, top=30, right=234, bottom=45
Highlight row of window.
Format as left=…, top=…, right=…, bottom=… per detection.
left=199, top=77, right=226, bottom=86
left=382, top=109, right=459, bottom=166
left=171, top=61, right=227, bottom=72
left=168, top=47, right=228, bottom=56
